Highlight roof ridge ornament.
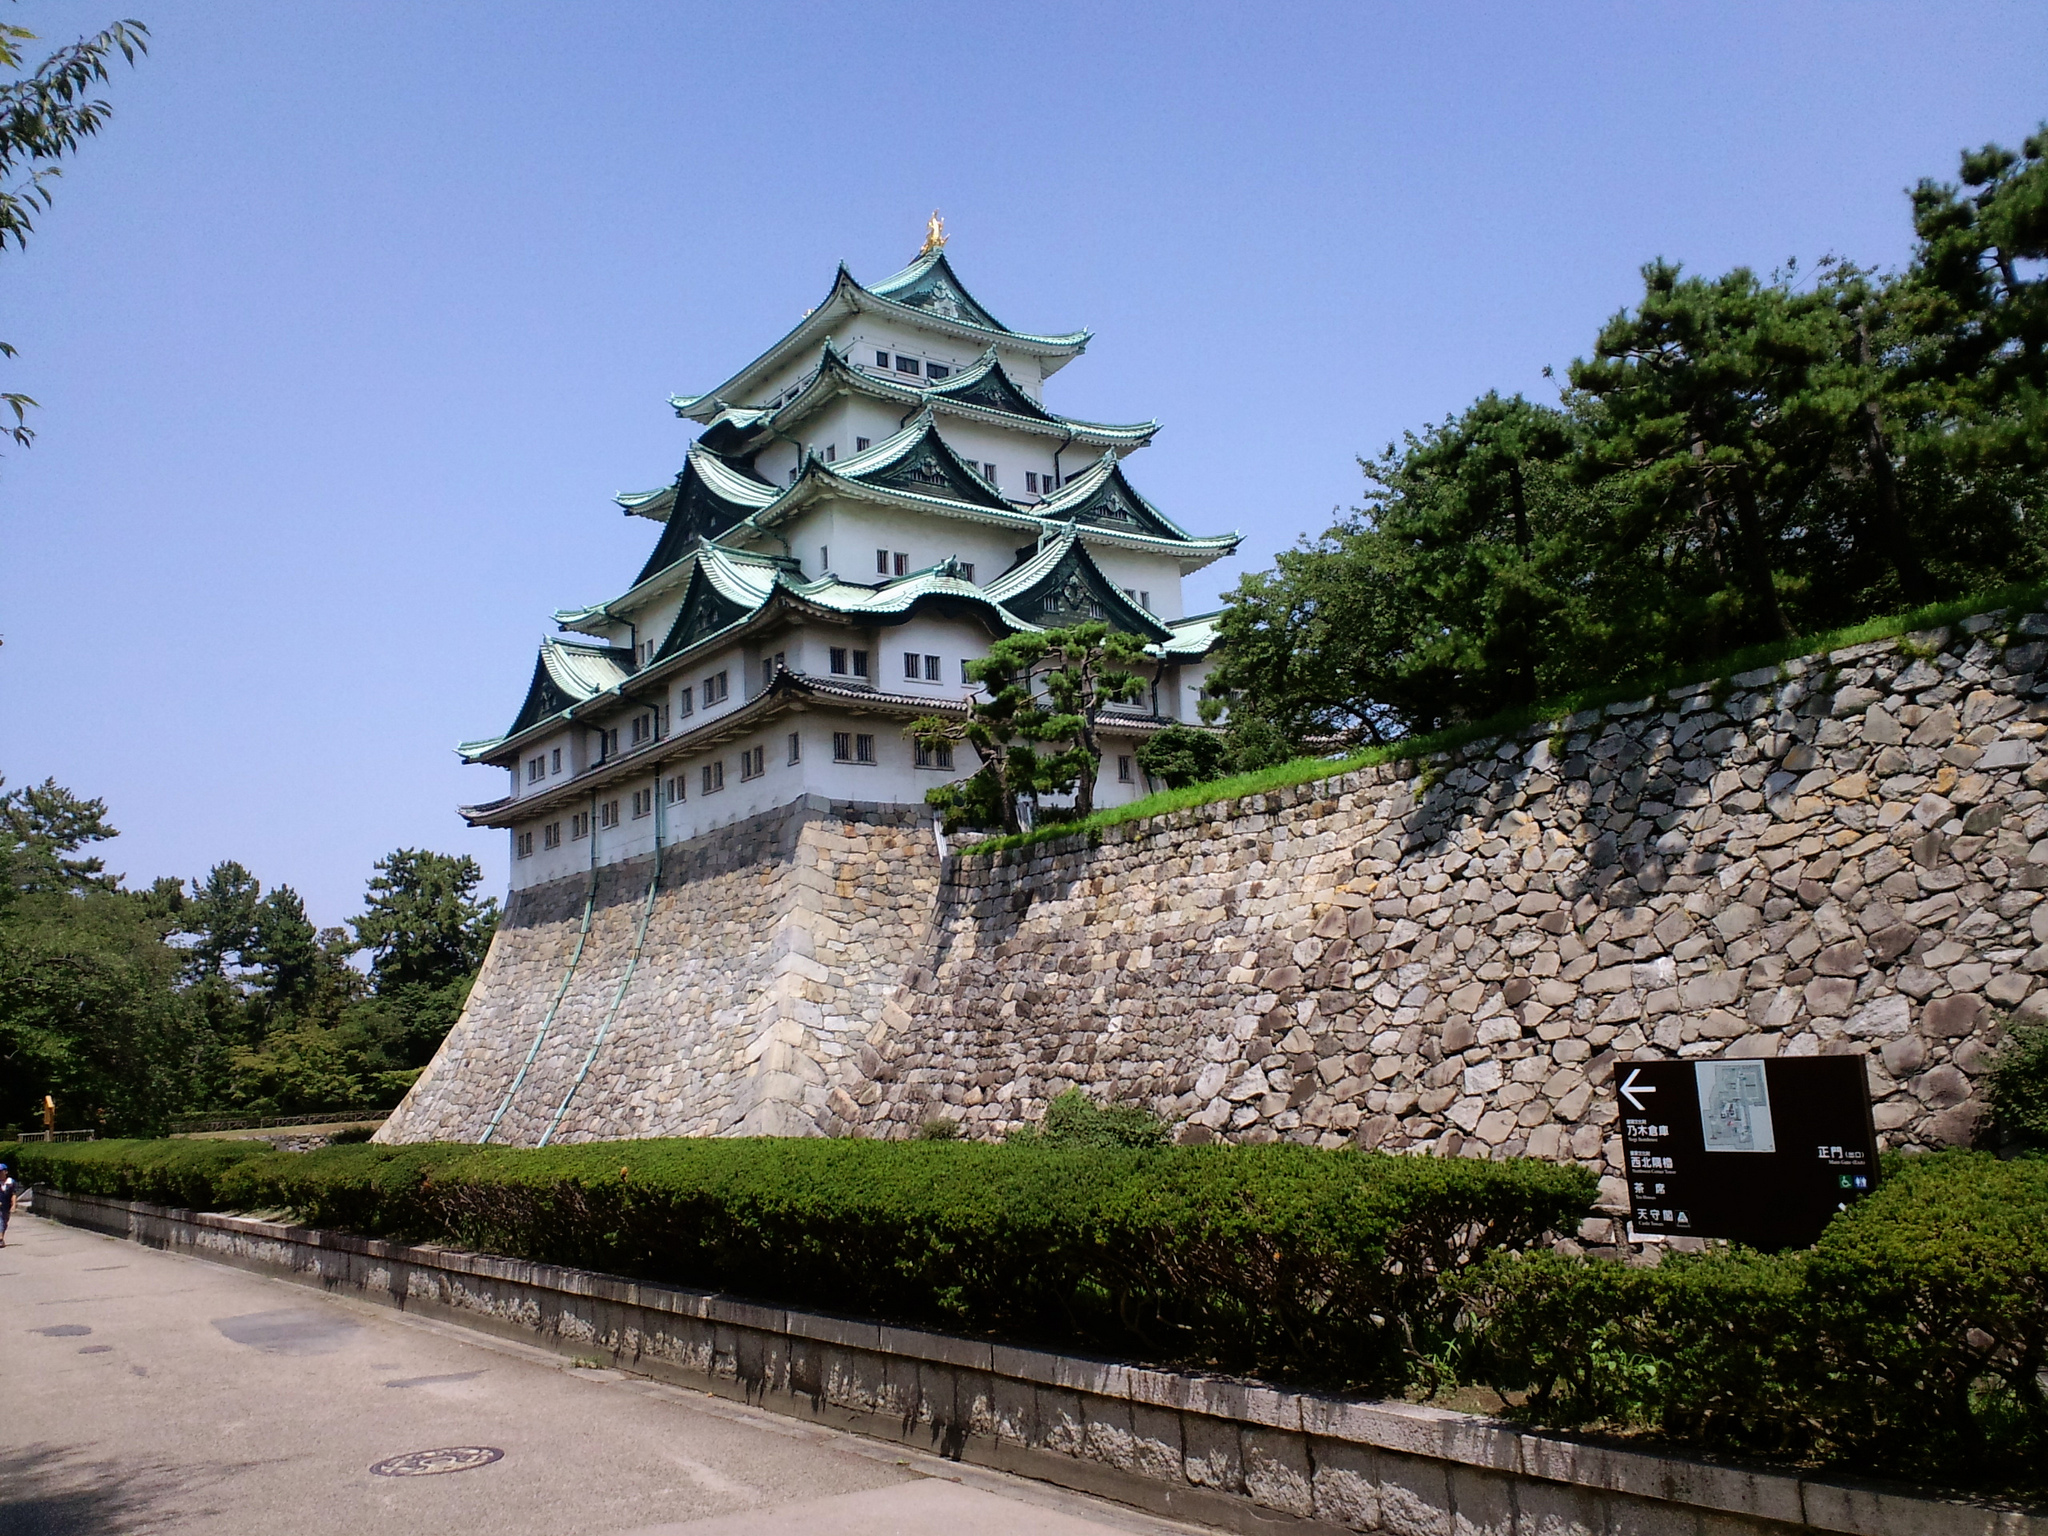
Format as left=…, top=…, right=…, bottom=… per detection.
left=920, top=210, right=948, bottom=255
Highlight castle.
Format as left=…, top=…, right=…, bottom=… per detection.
left=462, top=223, right=1239, bottom=893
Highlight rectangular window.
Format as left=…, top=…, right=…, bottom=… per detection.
left=787, top=465, right=799, bottom=484
left=527, top=757, right=545, bottom=783
left=833, top=731, right=852, bottom=762
left=571, top=810, right=590, bottom=839
left=787, top=731, right=801, bottom=765
left=664, top=774, right=685, bottom=804
left=631, top=713, right=651, bottom=745
left=599, top=798, right=620, bottom=829
left=516, top=830, right=534, bottom=858
left=893, top=552, right=908, bottom=576
left=1118, top=755, right=1135, bottom=783
left=874, top=350, right=888, bottom=367
left=924, top=654, right=941, bottom=681
left=895, top=355, right=920, bottom=375
left=740, top=744, right=765, bottom=780
left=820, top=544, right=829, bottom=572
left=704, top=670, right=728, bottom=705
left=914, top=740, right=954, bottom=770
left=851, top=649, right=869, bottom=678
left=631, top=787, right=652, bottom=819
left=675, top=685, right=694, bottom=718
left=823, top=444, right=836, bottom=463
left=925, top=362, right=950, bottom=381
left=983, top=462, right=997, bottom=481
left=830, top=646, right=848, bottom=675
left=597, top=728, right=619, bottom=761
left=876, top=548, right=889, bottom=575
left=958, top=562, right=974, bottom=582
left=1140, top=590, right=1152, bottom=610
left=904, top=650, right=921, bottom=680
left=550, top=748, right=561, bottom=775
left=855, top=436, right=870, bottom=452
left=702, top=760, right=724, bottom=794
left=1025, top=471, right=1038, bottom=494
left=961, top=658, right=974, bottom=685
left=856, top=733, right=876, bottom=764
left=543, top=821, right=561, bottom=850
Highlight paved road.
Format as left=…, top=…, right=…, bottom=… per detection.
left=0, top=1214, right=1213, bottom=1536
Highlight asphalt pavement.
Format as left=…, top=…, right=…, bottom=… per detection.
left=0, top=1212, right=1215, bottom=1536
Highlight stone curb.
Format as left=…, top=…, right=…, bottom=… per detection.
left=34, top=1190, right=2043, bottom=1536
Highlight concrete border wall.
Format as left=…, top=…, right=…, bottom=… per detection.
left=34, top=1189, right=2042, bottom=1536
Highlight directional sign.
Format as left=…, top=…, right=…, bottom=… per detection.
left=1614, top=1055, right=1879, bottom=1250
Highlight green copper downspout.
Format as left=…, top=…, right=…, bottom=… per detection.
left=480, top=789, right=598, bottom=1146
left=539, top=769, right=664, bottom=1146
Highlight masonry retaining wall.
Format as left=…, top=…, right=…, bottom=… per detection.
left=35, top=1189, right=2041, bottom=1536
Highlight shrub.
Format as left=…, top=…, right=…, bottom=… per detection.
left=1455, top=1151, right=2048, bottom=1497
left=1984, top=1016, right=2048, bottom=1150
left=1135, top=724, right=1228, bottom=790
left=1006, top=1086, right=1169, bottom=1148
left=20, top=1136, right=1594, bottom=1395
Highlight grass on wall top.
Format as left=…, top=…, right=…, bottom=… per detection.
left=964, top=580, right=2048, bottom=860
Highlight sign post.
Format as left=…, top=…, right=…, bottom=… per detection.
left=1615, top=1056, right=1879, bottom=1250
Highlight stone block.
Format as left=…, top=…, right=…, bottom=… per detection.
left=1310, top=1438, right=1381, bottom=1531
left=1242, top=1424, right=1314, bottom=1517
left=1181, top=1413, right=1243, bottom=1492
left=1371, top=1448, right=1454, bottom=1536
left=1921, top=993, right=1989, bottom=1039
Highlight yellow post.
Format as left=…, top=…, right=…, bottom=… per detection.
left=42, top=1095, right=55, bottom=1133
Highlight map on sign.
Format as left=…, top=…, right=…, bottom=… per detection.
left=1696, top=1061, right=1775, bottom=1153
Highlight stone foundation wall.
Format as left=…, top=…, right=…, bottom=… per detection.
left=394, top=612, right=2041, bottom=1175
left=858, top=611, right=2047, bottom=1193
left=378, top=798, right=939, bottom=1145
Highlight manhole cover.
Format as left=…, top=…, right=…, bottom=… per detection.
left=369, top=1447, right=504, bottom=1478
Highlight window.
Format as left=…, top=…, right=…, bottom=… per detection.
left=983, top=462, right=997, bottom=481
left=957, top=562, right=974, bottom=582
left=701, top=760, right=724, bottom=794
left=895, top=354, right=920, bottom=375
left=598, top=798, right=620, bottom=829
left=855, top=436, right=870, bottom=452
left=1124, top=587, right=1153, bottom=611
left=596, top=728, right=619, bottom=761
left=830, top=646, right=849, bottom=675
left=664, top=774, right=685, bottom=804
left=924, top=654, right=941, bottom=681
left=820, top=545, right=829, bottom=572
left=787, top=731, right=801, bottom=764
left=925, top=362, right=950, bottom=381
left=1118, top=755, right=1135, bottom=783
left=893, top=552, right=909, bottom=577
left=788, top=465, right=799, bottom=484
left=527, top=757, right=545, bottom=784
left=876, top=548, right=889, bottom=575
left=904, top=651, right=921, bottom=680
left=833, top=731, right=852, bottom=762
left=874, top=349, right=888, bottom=367
left=631, top=787, right=653, bottom=819
left=857, top=733, right=876, bottom=764
left=852, top=649, right=869, bottom=678
left=740, top=744, right=765, bottom=780
left=675, top=685, right=694, bottom=719
left=550, top=748, right=562, bottom=775
left=571, top=810, right=590, bottom=839
left=1025, top=472, right=1038, bottom=494
left=961, top=658, right=975, bottom=685
left=516, top=830, right=534, bottom=858
left=915, top=740, right=954, bottom=770
left=704, top=670, right=728, bottom=705
left=631, top=713, right=652, bottom=746
left=823, top=443, right=836, bottom=463
left=543, top=822, right=562, bottom=850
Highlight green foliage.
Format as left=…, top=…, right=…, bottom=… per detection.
left=1008, top=1087, right=1170, bottom=1149
left=1134, top=724, right=1227, bottom=790
left=348, top=848, right=499, bottom=994
left=20, top=1137, right=1595, bottom=1396
left=1984, top=1017, right=2048, bottom=1149
left=0, top=13, right=149, bottom=446
left=1209, top=125, right=2048, bottom=756
left=911, top=621, right=1149, bottom=832
left=1455, top=1152, right=2048, bottom=1497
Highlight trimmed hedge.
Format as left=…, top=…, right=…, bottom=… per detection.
left=13, top=1137, right=1594, bottom=1395
left=1454, top=1152, right=2048, bottom=1498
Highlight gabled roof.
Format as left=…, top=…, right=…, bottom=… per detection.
left=672, top=257, right=1089, bottom=424
left=690, top=342, right=1156, bottom=460
left=832, top=409, right=1010, bottom=507
left=984, top=530, right=1174, bottom=643
left=462, top=638, right=635, bottom=757
left=650, top=547, right=780, bottom=663
left=1037, top=451, right=1203, bottom=544
left=624, top=445, right=780, bottom=586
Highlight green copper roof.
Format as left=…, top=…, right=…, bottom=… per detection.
left=1160, top=608, right=1224, bottom=660
left=687, top=341, right=1157, bottom=458
left=673, top=258, right=1090, bottom=425
left=464, top=637, right=635, bottom=756
left=983, top=530, right=1173, bottom=643
left=1036, top=451, right=1227, bottom=548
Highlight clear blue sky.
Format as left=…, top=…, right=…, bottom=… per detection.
left=2, top=1, right=2042, bottom=927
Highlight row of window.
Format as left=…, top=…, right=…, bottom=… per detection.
left=873, top=349, right=951, bottom=381
left=514, top=730, right=960, bottom=857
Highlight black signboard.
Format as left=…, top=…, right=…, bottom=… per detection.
left=1615, top=1055, right=1879, bottom=1250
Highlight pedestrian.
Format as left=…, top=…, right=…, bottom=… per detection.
left=0, top=1163, right=16, bottom=1248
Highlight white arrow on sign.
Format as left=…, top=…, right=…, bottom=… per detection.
left=1620, top=1068, right=1656, bottom=1112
